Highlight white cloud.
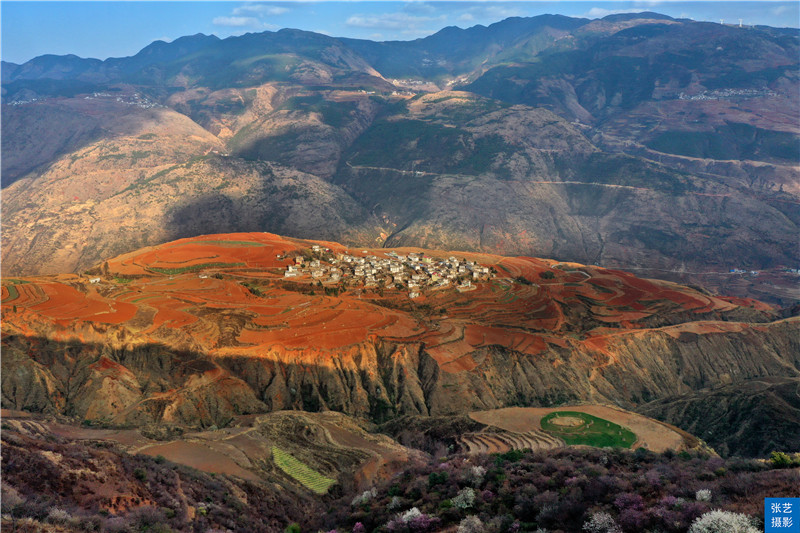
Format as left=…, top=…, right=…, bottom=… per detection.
left=482, top=5, right=524, bottom=19
left=403, top=2, right=436, bottom=15
left=213, top=3, right=288, bottom=30
left=450, top=4, right=524, bottom=25
left=213, top=16, right=263, bottom=27
left=345, top=12, right=444, bottom=30
left=232, top=4, right=289, bottom=17
left=771, top=5, right=791, bottom=16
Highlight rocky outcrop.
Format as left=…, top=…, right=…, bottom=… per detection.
left=638, top=376, right=800, bottom=457
left=4, top=318, right=798, bottom=433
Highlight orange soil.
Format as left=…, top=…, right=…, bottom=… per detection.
left=1, top=232, right=776, bottom=374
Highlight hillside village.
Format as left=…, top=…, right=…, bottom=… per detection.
left=281, top=244, right=493, bottom=298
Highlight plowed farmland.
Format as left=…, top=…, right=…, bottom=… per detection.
left=1, top=232, right=774, bottom=370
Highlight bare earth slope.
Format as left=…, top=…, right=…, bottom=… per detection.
left=2, top=15, right=797, bottom=305
left=2, top=233, right=797, bottom=455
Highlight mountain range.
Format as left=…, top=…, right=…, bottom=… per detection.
left=2, top=13, right=800, bottom=532
left=2, top=12, right=798, bottom=306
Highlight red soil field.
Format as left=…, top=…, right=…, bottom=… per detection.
left=1, top=232, right=777, bottom=375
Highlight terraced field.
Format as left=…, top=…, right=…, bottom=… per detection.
left=459, top=429, right=564, bottom=454
left=272, top=446, right=336, bottom=494
left=470, top=406, right=689, bottom=452
left=1, top=232, right=782, bottom=429
left=1, top=231, right=775, bottom=367
left=1, top=409, right=414, bottom=495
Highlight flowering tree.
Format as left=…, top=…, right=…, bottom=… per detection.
left=688, top=510, right=760, bottom=533
left=583, top=512, right=623, bottom=533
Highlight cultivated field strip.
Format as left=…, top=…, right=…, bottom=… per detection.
left=1, top=232, right=772, bottom=375
left=459, top=429, right=564, bottom=455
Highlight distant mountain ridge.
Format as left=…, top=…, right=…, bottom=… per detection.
left=2, top=15, right=589, bottom=84
left=2, top=12, right=798, bottom=305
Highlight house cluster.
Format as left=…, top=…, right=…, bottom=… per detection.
left=729, top=268, right=760, bottom=276
left=283, top=245, right=491, bottom=298
left=677, top=88, right=777, bottom=101
left=83, top=91, right=162, bottom=109
left=9, top=96, right=41, bottom=106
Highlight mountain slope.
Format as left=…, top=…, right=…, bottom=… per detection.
left=2, top=233, right=796, bottom=456
left=639, top=376, right=800, bottom=457
left=339, top=14, right=589, bottom=80
left=2, top=13, right=798, bottom=303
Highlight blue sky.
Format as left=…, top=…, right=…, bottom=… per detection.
left=2, top=1, right=798, bottom=64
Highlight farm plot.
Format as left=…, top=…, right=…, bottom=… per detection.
left=470, top=406, right=686, bottom=452
left=459, top=430, right=564, bottom=454
left=541, top=411, right=636, bottom=448
left=272, top=446, right=336, bottom=494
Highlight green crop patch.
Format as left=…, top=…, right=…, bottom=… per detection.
left=2, top=284, right=20, bottom=304
left=178, top=240, right=266, bottom=248
left=146, top=262, right=246, bottom=275
left=272, top=447, right=336, bottom=494
left=541, top=411, right=637, bottom=449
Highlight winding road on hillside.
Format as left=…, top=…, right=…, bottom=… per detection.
left=344, top=161, right=738, bottom=197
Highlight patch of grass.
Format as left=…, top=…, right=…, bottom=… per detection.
left=115, top=164, right=182, bottom=196
left=130, top=150, right=152, bottom=163
left=175, top=240, right=265, bottom=248
left=541, top=411, right=637, bottom=448
left=137, top=133, right=158, bottom=140
left=2, top=284, right=20, bottom=303
left=184, top=154, right=210, bottom=168
left=146, top=262, right=245, bottom=275
left=272, top=447, right=335, bottom=494
left=280, top=94, right=355, bottom=128
left=113, top=277, right=134, bottom=284
left=130, top=295, right=161, bottom=303
left=494, top=264, right=512, bottom=276
left=241, top=281, right=264, bottom=297
left=349, top=119, right=512, bottom=176
left=97, top=153, right=126, bottom=161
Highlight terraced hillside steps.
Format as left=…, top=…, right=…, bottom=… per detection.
left=2, top=233, right=797, bottom=436
left=459, top=430, right=564, bottom=455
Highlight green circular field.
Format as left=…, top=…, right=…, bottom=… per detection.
left=541, top=411, right=637, bottom=448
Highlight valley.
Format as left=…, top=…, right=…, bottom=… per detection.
left=2, top=233, right=797, bottom=449
left=2, top=9, right=799, bottom=532
left=2, top=13, right=797, bottom=306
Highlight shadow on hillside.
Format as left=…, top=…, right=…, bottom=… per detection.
left=166, top=192, right=253, bottom=241
left=0, top=333, right=439, bottom=430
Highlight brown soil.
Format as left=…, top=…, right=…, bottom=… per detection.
left=137, top=441, right=260, bottom=481
left=550, top=416, right=584, bottom=427
left=469, top=405, right=687, bottom=452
